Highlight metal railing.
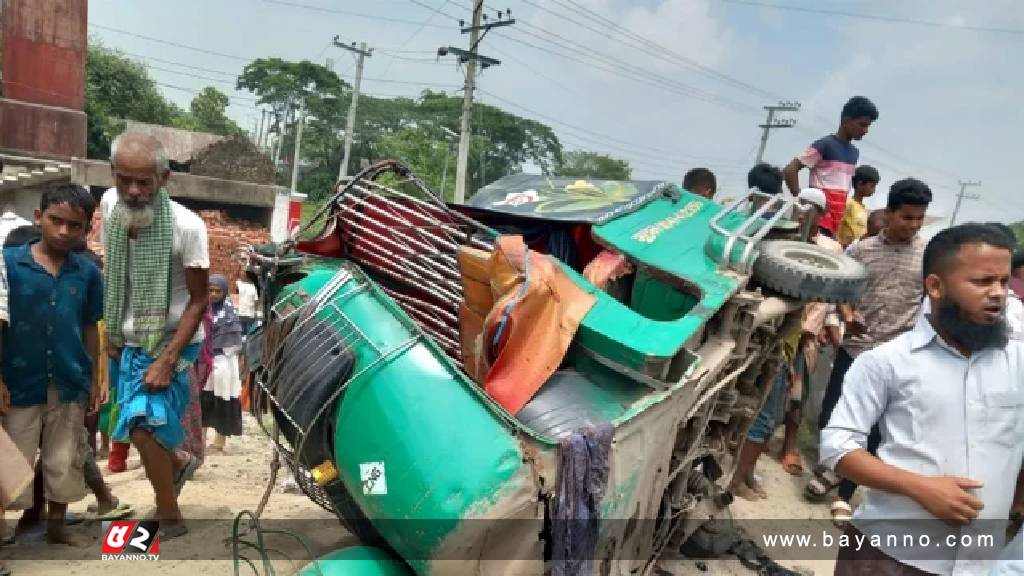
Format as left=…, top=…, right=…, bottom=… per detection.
left=707, top=188, right=801, bottom=274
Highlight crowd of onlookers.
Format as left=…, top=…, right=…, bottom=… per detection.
left=1, top=96, right=1023, bottom=575
left=684, top=96, right=1024, bottom=575
left=0, top=133, right=259, bottom=574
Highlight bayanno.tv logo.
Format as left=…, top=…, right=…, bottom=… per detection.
left=100, top=520, right=161, bottom=561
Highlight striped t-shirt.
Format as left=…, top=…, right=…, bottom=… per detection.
left=797, top=135, right=860, bottom=234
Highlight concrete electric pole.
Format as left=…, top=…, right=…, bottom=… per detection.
left=334, top=37, right=372, bottom=182
left=438, top=2, right=515, bottom=204
left=950, top=180, right=981, bottom=226
left=756, top=101, right=800, bottom=164
left=290, top=109, right=307, bottom=194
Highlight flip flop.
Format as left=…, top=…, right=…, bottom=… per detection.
left=830, top=499, right=853, bottom=528
left=781, top=453, right=805, bottom=477
left=174, top=454, right=201, bottom=497
left=86, top=502, right=135, bottom=521
left=805, top=467, right=841, bottom=502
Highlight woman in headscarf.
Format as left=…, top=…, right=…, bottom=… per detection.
left=201, top=275, right=244, bottom=452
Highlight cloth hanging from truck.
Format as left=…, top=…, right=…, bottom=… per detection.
left=551, top=422, right=614, bottom=576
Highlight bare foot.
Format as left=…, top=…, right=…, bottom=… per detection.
left=729, top=481, right=762, bottom=502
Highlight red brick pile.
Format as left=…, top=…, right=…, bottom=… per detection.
left=197, top=210, right=270, bottom=288
left=86, top=209, right=269, bottom=289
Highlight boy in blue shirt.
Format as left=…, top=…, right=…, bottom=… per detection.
left=0, top=184, right=104, bottom=546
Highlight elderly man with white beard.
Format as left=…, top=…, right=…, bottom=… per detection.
left=101, top=132, right=209, bottom=538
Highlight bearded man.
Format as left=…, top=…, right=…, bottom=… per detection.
left=102, top=133, right=208, bottom=538
left=821, top=222, right=1024, bottom=575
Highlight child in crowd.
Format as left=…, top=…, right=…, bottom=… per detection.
left=683, top=167, right=717, bottom=199
left=837, top=165, right=879, bottom=247
left=0, top=185, right=104, bottom=546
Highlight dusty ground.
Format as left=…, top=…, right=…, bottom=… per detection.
left=1, top=416, right=839, bottom=576
left=1, top=416, right=355, bottom=575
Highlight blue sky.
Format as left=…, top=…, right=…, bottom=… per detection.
left=87, top=0, right=1024, bottom=227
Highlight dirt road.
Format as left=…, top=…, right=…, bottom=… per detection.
left=1, top=417, right=836, bottom=575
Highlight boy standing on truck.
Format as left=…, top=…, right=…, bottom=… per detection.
left=784, top=97, right=879, bottom=238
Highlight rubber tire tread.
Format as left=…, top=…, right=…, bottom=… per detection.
left=752, top=240, right=868, bottom=304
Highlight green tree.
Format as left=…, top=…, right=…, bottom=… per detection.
left=85, top=41, right=186, bottom=158
left=555, top=150, right=632, bottom=180
left=174, top=87, right=243, bottom=136
left=235, top=59, right=563, bottom=200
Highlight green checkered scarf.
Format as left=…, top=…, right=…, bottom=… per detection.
left=104, top=188, right=173, bottom=357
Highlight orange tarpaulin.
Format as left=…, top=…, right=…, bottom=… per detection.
left=477, top=236, right=597, bottom=415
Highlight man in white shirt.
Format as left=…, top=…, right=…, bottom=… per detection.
left=102, top=133, right=209, bottom=539
left=821, top=222, right=1024, bottom=575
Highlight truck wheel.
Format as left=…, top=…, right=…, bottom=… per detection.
left=752, top=240, right=867, bottom=304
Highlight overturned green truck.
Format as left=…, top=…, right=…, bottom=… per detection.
left=242, top=161, right=867, bottom=575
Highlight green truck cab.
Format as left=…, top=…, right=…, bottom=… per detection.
left=243, top=161, right=866, bottom=575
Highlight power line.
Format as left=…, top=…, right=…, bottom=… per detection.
left=492, top=14, right=759, bottom=114
left=477, top=89, right=751, bottom=166
left=490, top=29, right=757, bottom=115
left=715, top=0, right=1024, bottom=36
left=116, top=51, right=241, bottom=78
left=448, top=0, right=762, bottom=112
left=260, top=0, right=452, bottom=28
left=135, top=55, right=458, bottom=90
left=154, top=81, right=258, bottom=104
left=515, top=0, right=776, bottom=100
left=378, top=0, right=454, bottom=80
left=91, top=24, right=251, bottom=61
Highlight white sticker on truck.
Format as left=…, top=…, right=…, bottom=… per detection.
left=360, top=462, right=387, bottom=495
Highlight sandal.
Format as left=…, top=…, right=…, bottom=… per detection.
left=174, top=454, right=201, bottom=497
left=805, top=467, right=841, bottom=502
left=830, top=499, right=853, bottom=528
left=85, top=498, right=135, bottom=521
left=781, top=452, right=804, bottom=477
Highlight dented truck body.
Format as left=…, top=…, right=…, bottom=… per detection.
left=245, top=162, right=865, bottom=575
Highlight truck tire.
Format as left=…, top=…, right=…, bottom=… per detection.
left=752, top=240, right=868, bottom=304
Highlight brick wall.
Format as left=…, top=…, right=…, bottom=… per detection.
left=87, top=208, right=269, bottom=292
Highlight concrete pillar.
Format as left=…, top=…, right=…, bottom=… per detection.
left=270, top=187, right=292, bottom=242
left=0, top=0, right=89, bottom=158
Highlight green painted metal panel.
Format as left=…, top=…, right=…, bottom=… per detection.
left=297, top=546, right=412, bottom=576
left=564, top=188, right=746, bottom=373
left=272, top=264, right=537, bottom=573
left=629, top=269, right=699, bottom=322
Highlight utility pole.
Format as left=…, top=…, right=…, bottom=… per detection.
left=756, top=101, right=800, bottom=164
left=257, top=110, right=267, bottom=151
left=438, top=3, right=515, bottom=203
left=440, top=126, right=458, bottom=200
left=290, top=108, right=307, bottom=194
left=950, top=180, right=981, bottom=226
left=333, top=37, right=372, bottom=181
